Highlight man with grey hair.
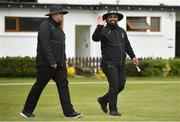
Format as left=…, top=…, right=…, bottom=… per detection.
left=20, top=5, right=83, bottom=119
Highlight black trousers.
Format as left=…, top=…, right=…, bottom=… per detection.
left=101, top=64, right=126, bottom=112
left=22, top=65, right=74, bottom=116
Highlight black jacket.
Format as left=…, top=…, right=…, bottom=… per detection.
left=36, top=17, right=66, bottom=66
left=92, top=24, right=135, bottom=66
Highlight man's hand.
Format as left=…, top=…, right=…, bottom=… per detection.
left=51, top=64, right=57, bottom=69
left=132, top=57, right=139, bottom=65
left=97, top=16, right=106, bottom=26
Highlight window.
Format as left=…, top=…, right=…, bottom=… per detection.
left=5, top=17, right=18, bottom=31
left=150, top=17, right=160, bottom=32
left=127, top=17, right=150, bottom=32
left=127, top=16, right=161, bottom=32
left=5, top=17, right=64, bottom=32
left=19, top=18, right=45, bottom=31
left=5, top=17, right=45, bottom=32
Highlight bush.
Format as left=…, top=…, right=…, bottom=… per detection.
left=125, top=60, right=139, bottom=76
left=169, top=58, right=180, bottom=76
left=0, top=57, right=180, bottom=77
left=125, top=58, right=180, bottom=77
left=0, top=56, right=36, bottom=77
left=140, top=59, right=166, bottom=77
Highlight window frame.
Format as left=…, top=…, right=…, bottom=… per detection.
left=127, top=17, right=151, bottom=32
left=150, top=17, right=160, bottom=32
left=5, top=16, right=63, bottom=32
left=5, top=17, right=19, bottom=32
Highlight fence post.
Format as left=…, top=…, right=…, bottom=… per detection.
left=96, top=57, right=99, bottom=73
left=92, top=57, right=96, bottom=73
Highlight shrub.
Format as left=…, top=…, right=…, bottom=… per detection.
left=0, top=56, right=36, bottom=77
left=141, top=59, right=166, bottom=77
left=169, top=58, right=180, bottom=76
left=125, top=58, right=177, bottom=77
left=0, top=57, right=180, bottom=77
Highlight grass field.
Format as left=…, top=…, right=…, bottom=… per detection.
left=0, top=76, right=180, bottom=121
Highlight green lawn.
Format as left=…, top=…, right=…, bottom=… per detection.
left=0, top=76, right=180, bottom=121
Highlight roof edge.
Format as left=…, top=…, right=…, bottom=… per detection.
left=0, top=2, right=179, bottom=12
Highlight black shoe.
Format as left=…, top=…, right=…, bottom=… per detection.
left=20, top=112, right=36, bottom=118
left=65, top=112, right=83, bottom=118
left=109, top=111, right=122, bottom=116
left=97, top=97, right=108, bottom=113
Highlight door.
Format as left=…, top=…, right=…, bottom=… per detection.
left=75, top=25, right=90, bottom=57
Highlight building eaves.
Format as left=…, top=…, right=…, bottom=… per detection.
left=0, top=2, right=179, bottom=12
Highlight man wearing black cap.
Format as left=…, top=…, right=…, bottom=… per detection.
left=20, top=5, right=83, bottom=118
left=92, top=11, right=138, bottom=116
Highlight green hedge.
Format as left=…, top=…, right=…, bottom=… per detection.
left=0, top=57, right=36, bottom=77
left=169, top=59, right=180, bottom=76
left=126, top=58, right=180, bottom=77
left=0, top=57, right=180, bottom=77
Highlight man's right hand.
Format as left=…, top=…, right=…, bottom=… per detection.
left=51, top=64, right=57, bottom=69
left=97, top=16, right=106, bottom=26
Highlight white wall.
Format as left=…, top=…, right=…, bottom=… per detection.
left=0, top=8, right=176, bottom=58
left=0, top=8, right=48, bottom=57
left=38, top=0, right=68, bottom=4
left=124, top=11, right=176, bottom=58
left=64, top=10, right=101, bottom=58
left=38, top=0, right=180, bottom=6
left=65, top=10, right=176, bottom=58
left=0, top=8, right=100, bottom=58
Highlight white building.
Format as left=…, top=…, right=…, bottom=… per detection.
left=0, top=0, right=180, bottom=58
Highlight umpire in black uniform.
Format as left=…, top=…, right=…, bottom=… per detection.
left=92, top=11, right=139, bottom=116
left=20, top=5, right=83, bottom=118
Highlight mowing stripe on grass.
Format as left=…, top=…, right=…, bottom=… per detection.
left=0, top=121, right=179, bottom=122
left=0, top=120, right=180, bottom=122
left=0, top=81, right=180, bottom=86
